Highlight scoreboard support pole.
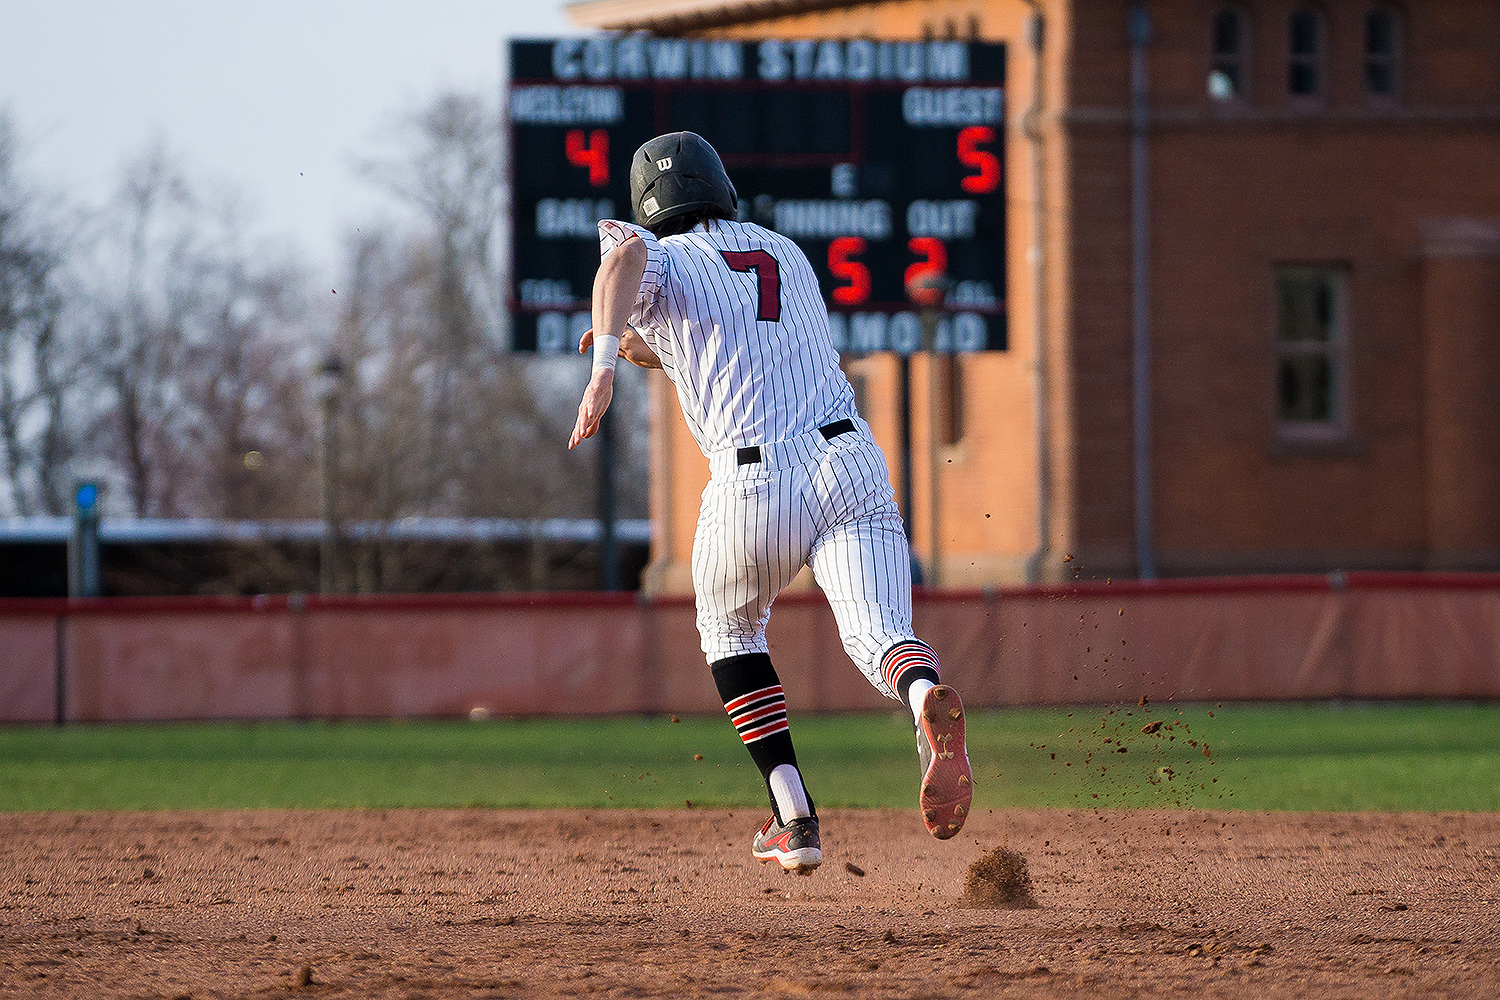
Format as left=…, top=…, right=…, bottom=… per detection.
left=922, top=307, right=943, bottom=589
left=897, top=355, right=922, bottom=586
left=597, top=403, right=621, bottom=591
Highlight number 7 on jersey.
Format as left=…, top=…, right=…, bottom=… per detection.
left=719, top=250, right=782, bottom=322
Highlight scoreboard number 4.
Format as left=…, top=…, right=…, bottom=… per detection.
left=566, top=128, right=610, bottom=187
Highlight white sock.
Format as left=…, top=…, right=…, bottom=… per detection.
left=768, top=763, right=812, bottom=820
left=906, top=679, right=937, bottom=725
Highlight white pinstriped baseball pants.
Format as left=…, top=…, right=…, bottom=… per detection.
left=693, top=417, right=916, bottom=700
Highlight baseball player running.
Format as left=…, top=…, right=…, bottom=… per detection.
left=569, top=132, right=972, bottom=875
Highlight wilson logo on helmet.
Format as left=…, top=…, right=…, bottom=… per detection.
left=656, top=157, right=673, bottom=170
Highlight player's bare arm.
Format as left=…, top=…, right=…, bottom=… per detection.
left=578, top=325, right=662, bottom=370
left=568, top=234, right=649, bottom=450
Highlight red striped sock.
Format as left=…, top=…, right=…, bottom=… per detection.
left=724, top=684, right=789, bottom=745
left=881, top=640, right=941, bottom=695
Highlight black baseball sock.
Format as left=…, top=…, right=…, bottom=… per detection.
left=711, top=652, right=814, bottom=822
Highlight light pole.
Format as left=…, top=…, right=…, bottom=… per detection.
left=314, top=354, right=345, bottom=595
left=68, top=481, right=103, bottom=599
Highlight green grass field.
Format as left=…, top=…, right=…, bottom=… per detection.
left=1, top=702, right=1496, bottom=813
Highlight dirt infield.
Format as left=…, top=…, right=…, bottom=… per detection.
left=2, top=808, right=1497, bottom=999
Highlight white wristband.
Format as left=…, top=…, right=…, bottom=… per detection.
left=592, top=333, right=621, bottom=373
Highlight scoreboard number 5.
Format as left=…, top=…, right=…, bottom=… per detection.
left=957, top=125, right=1000, bottom=194
left=565, top=128, right=609, bottom=187
left=828, top=237, right=870, bottom=305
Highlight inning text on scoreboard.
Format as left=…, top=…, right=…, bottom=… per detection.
left=508, top=37, right=1007, bottom=354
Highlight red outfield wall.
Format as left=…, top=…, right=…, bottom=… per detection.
left=2, top=575, right=1497, bottom=723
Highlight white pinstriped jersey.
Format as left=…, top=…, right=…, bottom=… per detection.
left=598, top=218, right=856, bottom=455
left=598, top=215, right=924, bottom=697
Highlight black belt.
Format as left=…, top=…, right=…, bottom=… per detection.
left=736, top=418, right=856, bottom=466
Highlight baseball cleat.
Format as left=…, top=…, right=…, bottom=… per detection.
left=917, top=685, right=973, bottom=840
left=751, top=815, right=822, bottom=875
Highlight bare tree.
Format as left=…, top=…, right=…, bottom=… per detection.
left=0, top=89, right=650, bottom=592
left=71, top=140, right=322, bottom=527
left=355, top=90, right=515, bottom=515
left=1, top=115, right=318, bottom=534
left=75, top=140, right=200, bottom=517
left=311, top=87, right=653, bottom=590
left=351, top=88, right=648, bottom=525
left=175, top=193, right=317, bottom=520
left=349, top=92, right=559, bottom=518
left=360, top=90, right=504, bottom=345
left=0, top=109, right=78, bottom=517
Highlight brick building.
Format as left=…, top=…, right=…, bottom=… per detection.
left=566, top=0, right=1500, bottom=588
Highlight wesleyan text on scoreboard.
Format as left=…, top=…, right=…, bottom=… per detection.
left=508, top=37, right=1006, bottom=354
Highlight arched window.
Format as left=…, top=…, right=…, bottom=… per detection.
left=1209, top=7, right=1249, bottom=101
left=1288, top=7, right=1324, bottom=98
left=1364, top=6, right=1402, bottom=99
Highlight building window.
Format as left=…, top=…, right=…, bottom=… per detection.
left=1209, top=7, right=1249, bottom=101
left=1275, top=267, right=1346, bottom=432
left=1288, top=7, right=1324, bottom=98
left=1364, top=6, right=1402, bottom=99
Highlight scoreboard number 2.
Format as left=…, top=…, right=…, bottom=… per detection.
left=905, top=238, right=949, bottom=306
left=565, top=129, right=610, bottom=187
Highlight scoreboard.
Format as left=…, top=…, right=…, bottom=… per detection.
left=507, top=37, right=1006, bottom=354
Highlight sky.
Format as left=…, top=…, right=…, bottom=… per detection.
left=0, top=0, right=586, bottom=278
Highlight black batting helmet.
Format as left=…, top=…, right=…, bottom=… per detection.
left=629, top=132, right=737, bottom=230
